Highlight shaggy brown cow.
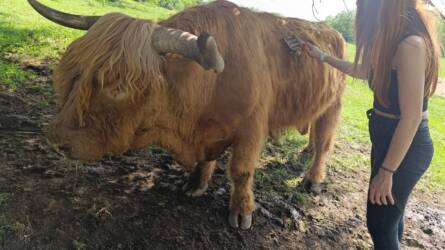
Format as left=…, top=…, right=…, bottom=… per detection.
left=28, top=0, right=345, bottom=229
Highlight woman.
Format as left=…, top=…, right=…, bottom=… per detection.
left=305, top=0, right=439, bottom=249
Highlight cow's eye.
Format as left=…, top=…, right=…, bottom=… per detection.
left=106, top=86, right=129, bottom=101
left=103, top=80, right=130, bottom=101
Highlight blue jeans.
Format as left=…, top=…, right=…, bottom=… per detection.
left=366, top=109, right=434, bottom=250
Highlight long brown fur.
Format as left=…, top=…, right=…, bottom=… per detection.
left=49, top=0, right=346, bottom=222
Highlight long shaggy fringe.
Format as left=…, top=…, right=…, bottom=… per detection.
left=54, top=13, right=164, bottom=127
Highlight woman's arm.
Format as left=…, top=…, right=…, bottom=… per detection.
left=369, top=36, right=427, bottom=206
left=305, top=44, right=368, bottom=80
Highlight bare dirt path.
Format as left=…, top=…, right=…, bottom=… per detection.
left=0, top=65, right=444, bottom=249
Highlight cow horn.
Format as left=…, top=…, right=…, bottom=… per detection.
left=28, top=0, right=224, bottom=73
left=152, top=27, right=225, bottom=73
left=28, top=0, right=100, bottom=30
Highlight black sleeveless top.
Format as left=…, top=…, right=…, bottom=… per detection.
left=373, top=70, right=429, bottom=115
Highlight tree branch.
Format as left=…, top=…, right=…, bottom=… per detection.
left=425, top=0, right=445, bottom=19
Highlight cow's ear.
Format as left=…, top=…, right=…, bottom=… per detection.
left=103, top=80, right=130, bottom=101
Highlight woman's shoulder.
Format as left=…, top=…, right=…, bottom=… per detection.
left=399, top=35, right=426, bottom=49
left=393, top=35, right=427, bottom=68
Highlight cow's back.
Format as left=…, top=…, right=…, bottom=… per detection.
left=160, top=0, right=345, bottom=139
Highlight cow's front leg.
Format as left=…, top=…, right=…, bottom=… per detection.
left=183, top=161, right=216, bottom=197
left=228, top=124, right=264, bottom=230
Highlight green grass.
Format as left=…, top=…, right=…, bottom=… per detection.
left=427, top=96, right=445, bottom=187
left=440, top=57, right=445, bottom=78
left=0, top=1, right=444, bottom=190
left=0, top=60, right=35, bottom=89
left=0, top=0, right=173, bottom=88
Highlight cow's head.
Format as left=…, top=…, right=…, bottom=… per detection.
left=28, top=0, right=224, bottom=161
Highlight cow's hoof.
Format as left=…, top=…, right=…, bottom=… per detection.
left=229, top=212, right=252, bottom=230
left=302, top=178, right=322, bottom=194
left=182, top=173, right=209, bottom=197
left=184, top=184, right=208, bottom=197
left=229, top=212, right=239, bottom=228
left=240, top=214, right=252, bottom=229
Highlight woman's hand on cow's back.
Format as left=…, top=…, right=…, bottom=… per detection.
left=305, top=43, right=323, bottom=60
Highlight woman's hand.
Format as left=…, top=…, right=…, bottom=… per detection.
left=304, top=43, right=323, bottom=60
left=369, top=168, right=395, bottom=206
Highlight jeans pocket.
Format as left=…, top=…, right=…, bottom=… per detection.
left=412, top=123, right=433, bottom=147
left=402, top=142, right=434, bottom=175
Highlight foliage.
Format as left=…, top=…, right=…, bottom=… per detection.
left=325, top=10, right=355, bottom=43
left=157, top=0, right=203, bottom=10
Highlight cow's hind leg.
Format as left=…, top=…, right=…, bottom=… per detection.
left=228, top=121, right=264, bottom=230
left=183, top=161, right=216, bottom=197
left=302, top=124, right=315, bottom=154
left=305, top=100, right=341, bottom=193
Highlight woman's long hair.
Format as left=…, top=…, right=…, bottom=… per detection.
left=354, top=0, right=440, bottom=106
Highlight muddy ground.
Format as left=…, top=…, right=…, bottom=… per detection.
left=0, top=62, right=444, bottom=250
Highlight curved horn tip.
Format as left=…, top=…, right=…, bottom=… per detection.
left=197, top=33, right=225, bottom=73
left=27, top=0, right=99, bottom=30
left=197, top=32, right=212, bottom=52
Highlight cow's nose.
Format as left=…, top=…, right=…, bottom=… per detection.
left=58, top=144, right=72, bottom=153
